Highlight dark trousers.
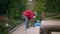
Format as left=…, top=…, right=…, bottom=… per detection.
left=22, top=15, right=29, bottom=29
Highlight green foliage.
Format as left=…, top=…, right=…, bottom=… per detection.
left=46, top=0, right=60, bottom=13
left=8, top=19, right=21, bottom=30
left=45, top=0, right=60, bottom=18
left=0, top=0, right=11, bottom=34
left=0, top=0, right=27, bottom=34
left=6, top=0, right=19, bottom=19
left=0, top=0, right=11, bottom=15
left=34, top=0, right=60, bottom=19
left=34, top=0, right=46, bottom=20
left=0, top=23, right=9, bottom=34
left=18, top=0, right=27, bottom=14
left=7, top=0, right=27, bottom=31
left=45, top=13, right=57, bottom=18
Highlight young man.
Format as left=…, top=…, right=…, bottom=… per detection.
left=22, top=10, right=36, bottom=30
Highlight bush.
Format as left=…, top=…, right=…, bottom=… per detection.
left=0, top=23, right=9, bottom=34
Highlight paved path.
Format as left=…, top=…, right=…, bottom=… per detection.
left=11, top=23, right=26, bottom=34
left=27, top=27, right=40, bottom=34
left=11, top=19, right=60, bottom=34
left=11, top=23, right=40, bottom=34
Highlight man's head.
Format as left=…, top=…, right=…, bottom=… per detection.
left=32, top=12, right=37, bottom=19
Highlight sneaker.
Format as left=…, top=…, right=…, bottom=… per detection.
left=26, top=28, right=30, bottom=30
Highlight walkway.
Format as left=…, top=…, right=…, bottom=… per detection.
left=11, top=23, right=26, bottom=34
left=11, top=19, right=60, bottom=34
left=27, top=27, right=40, bottom=34
left=11, top=23, right=40, bottom=34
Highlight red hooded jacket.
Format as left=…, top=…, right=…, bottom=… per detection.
left=22, top=10, right=34, bottom=20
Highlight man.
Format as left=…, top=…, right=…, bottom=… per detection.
left=22, top=10, right=36, bottom=30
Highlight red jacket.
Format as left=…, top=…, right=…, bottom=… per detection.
left=22, top=10, right=34, bottom=20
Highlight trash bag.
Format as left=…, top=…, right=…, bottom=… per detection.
left=34, top=22, right=41, bottom=26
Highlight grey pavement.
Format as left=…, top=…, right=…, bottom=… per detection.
left=11, top=23, right=26, bottom=34
left=27, top=20, right=60, bottom=34
left=11, top=23, right=40, bottom=34
left=27, top=26, right=40, bottom=34
left=11, top=19, right=60, bottom=34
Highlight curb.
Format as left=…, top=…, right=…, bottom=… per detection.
left=9, top=23, right=23, bottom=34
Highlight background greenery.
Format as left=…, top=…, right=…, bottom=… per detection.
left=46, top=0, right=60, bottom=13
left=34, top=0, right=60, bottom=20
left=34, top=0, right=46, bottom=20
left=0, top=0, right=60, bottom=34
left=0, top=0, right=27, bottom=34
left=45, top=0, right=60, bottom=19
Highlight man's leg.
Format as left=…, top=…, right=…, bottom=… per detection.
left=26, top=20, right=29, bottom=29
left=23, top=15, right=29, bottom=29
